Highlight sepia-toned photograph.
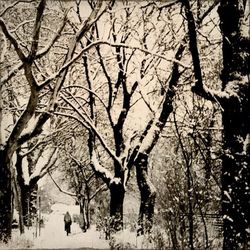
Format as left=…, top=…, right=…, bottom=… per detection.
left=0, top=0, right=249, bottom=249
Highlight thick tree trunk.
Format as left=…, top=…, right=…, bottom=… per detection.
left=135, top=153, right=156, bottom=235
left=18, top=184, right=38, bottom=227
left=12, top=176, right=24, bottom=234
left=20, top=187, right=31, bottom=227
left=218, top=1, right=250, bottom=249
left=0, top=150, right=12, bottom=242
left=109, top=179, right=125, bottom=232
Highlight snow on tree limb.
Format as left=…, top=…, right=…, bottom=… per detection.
left=0, top=0, right=34, bottom=17
left=7, top=3, right=108, bottom=150
left=0, top=17, right=26, bottom=62
left=29, top=147, right=58, bottom=187
left=184, top=0, right=247, bottom=106
left=35, top=10, right=68, bottom=58
left=63, top=85, right=108, bottom=110
left=90, top=184, right=107, bottom=200
left=38, top=40, right=189, bottom=89
left=90, top=150, right=113, bottom=184
left=54, top=111, right=90, bottom=130
left=28, top=0, right=46, bottom=60
left=61, top=94, right=121, bottom=166
left=0, top=11, right=68, bottom=87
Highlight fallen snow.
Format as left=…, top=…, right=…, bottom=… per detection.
left=31, top=204, right=109, bottom=249
left=3, top=203, right=154, bottom=249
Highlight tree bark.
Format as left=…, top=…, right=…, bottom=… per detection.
left=218, top=1, right=250, bottom=249
left=135, top=152, right=156, bottom=235
left=185, top=0, right=249, bottom=248
left=109, top=179, right=125, bottom=232
left=0, top=150, right=12, bottom=242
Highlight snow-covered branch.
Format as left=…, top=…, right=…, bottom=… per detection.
left=29, top=147, right=58, bottom=187
left=184, top=0, right=244, bottom=107
left=54, top=111, right=90, bottom=130
left=29, top=0, right=46, bottom=60
left=63, top=85, right=108, bottom=110
left=10, top=19, right=35, bottom=33
left=20, top=139, right=46, bottom=158
left=141, top=0, right=179, bottom=10
left=38, top=39, right=189, bottom=89
left=0, top=0, right=34, bottom=17
left=0, top=17, right=26, bottom=61
left=36, top=10, right=69, bottom=59
left=61, top=95, right=121, bottom=166
left=0, top=12, right=68, bottom=88
left=90, top=150, right=113, bottom=184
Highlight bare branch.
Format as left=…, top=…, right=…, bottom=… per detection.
left=90, top=183, right=107, bottom=200
left=48, top=171, right=77, bottom=197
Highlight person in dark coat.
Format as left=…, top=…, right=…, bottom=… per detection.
left=64, top=211, right=72, bottom=236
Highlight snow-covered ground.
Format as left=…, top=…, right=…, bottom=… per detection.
left=31, top=203, right=110, bottom=249
left=0, top=203, right=155, bottom=249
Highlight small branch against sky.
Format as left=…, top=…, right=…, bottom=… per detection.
left=48, top=171, right=77, bottom=197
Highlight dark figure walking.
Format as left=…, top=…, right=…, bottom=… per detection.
left=64, top=211, right=72, bottom=236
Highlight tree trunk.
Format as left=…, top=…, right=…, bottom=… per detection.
left=0, top=150, right=12, bottom=243
left=20, top=187, right=31, bottom=227
left=218, top=1, right=250, bottom=249
left=79, top=197, right=90, bottom=232
left=12, top=175, right=24, bottom=234
left=109, top=179, right=125, bottom=232
left=18, top=183, right=38, bottom=228
left=135, top=152, right=156, bottom=235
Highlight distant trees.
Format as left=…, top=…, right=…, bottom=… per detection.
left=51, top=121, right=106, bottom=232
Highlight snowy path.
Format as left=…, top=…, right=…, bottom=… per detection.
left=31, top=205, right=109, bottom=249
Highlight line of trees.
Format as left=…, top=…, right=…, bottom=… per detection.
left=0, top=0, right=249, bottom=249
